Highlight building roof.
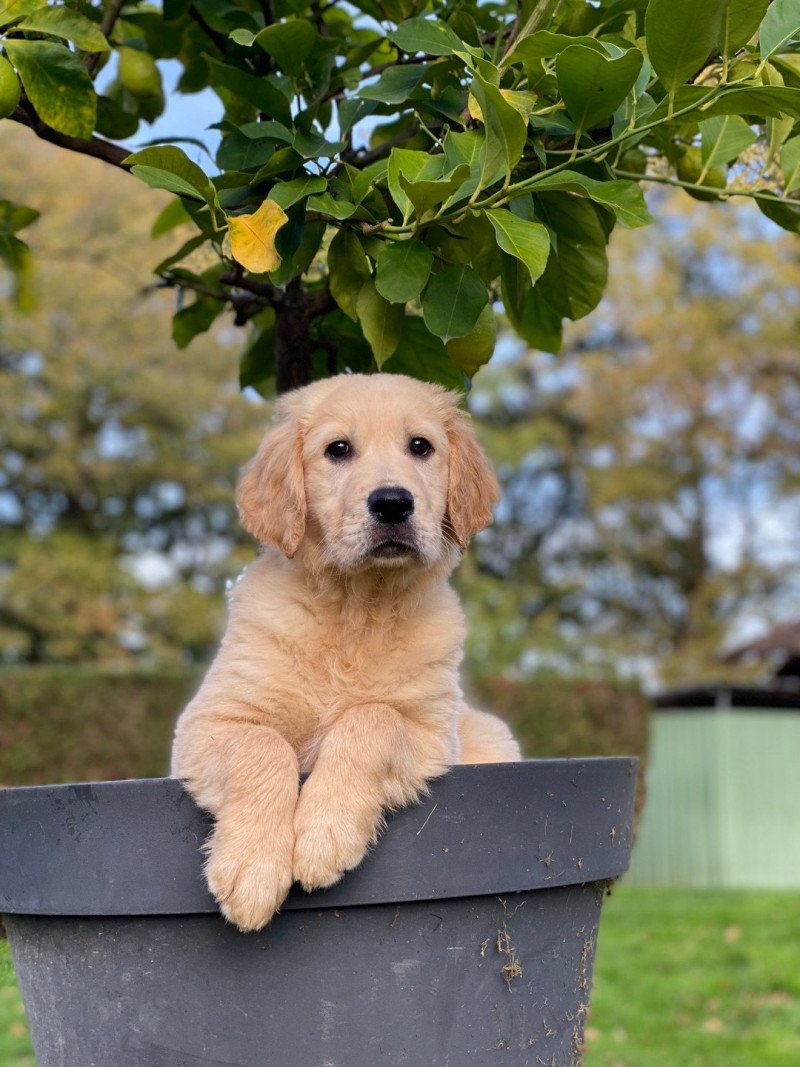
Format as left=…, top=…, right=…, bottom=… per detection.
left=654, top=684, right=800, bottom=711
left=723, top=622, right=800, bottom=662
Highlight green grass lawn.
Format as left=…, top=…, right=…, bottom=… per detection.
left=0, top=937, right=33, bottom=1067
left=584, top=887, right=800, bottom=1067
left=1, top=889, right=798, bottom=1065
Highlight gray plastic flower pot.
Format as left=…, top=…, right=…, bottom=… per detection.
left=0, top=758, right=637, bottom=1067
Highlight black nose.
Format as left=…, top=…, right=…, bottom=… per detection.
left=368, top=487, right=414, bottom=524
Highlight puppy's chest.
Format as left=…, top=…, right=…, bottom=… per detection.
left=289, top=607, right=457, bottom=706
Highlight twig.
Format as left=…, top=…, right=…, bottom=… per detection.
left=85, top=0, right=127, bottom=77
left=615, top=168, right=799, bottom=207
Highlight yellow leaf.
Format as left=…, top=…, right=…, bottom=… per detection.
left=228, top=199, right=288, bottom=273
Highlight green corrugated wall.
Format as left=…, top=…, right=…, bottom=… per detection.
left=626, top=709, right=800, bottom=887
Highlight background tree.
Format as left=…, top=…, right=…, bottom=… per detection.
left=460, top=190, right=800, bottom=683
left=2, top=0, right=800, bottom=395
left=0, top=126, right=266, bottom=663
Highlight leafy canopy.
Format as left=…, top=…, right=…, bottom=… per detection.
left=2, top=0, right=800, bottom=393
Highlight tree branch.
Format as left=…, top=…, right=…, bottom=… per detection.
left=339, top=120, right=420, bottom=168
left=9, top=103, right=130, bottom=169
left=187, top=5, right=228, bottom=54
left=218, top=268, right=283, bottom=305
left=85, top=0, right=128, bottom=77
left=305, top=282, right=335, bottom=318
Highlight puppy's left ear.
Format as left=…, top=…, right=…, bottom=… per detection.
left=446, top=410, right=500, bottom=550
left=236, top=415, right=306, bottom=557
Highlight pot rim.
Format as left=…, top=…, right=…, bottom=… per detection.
left=0, top=757, right=638, bottom=917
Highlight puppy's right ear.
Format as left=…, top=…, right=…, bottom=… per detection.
left=236, top=416, right=306, bottom=556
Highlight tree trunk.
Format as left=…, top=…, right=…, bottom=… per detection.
left=274, top=279, right=314, bottom=395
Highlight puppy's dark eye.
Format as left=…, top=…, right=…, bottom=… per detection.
left=409, top=437, right=433, bottom=457
left=325, top=440, right=351, bottom=460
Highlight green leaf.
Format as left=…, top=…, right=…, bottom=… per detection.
left=254, top=21, right=316, bottom=75
left=172, top=296, right=222, bottom=350
left=502, top=31, right=604, bottom=67
left=205, top=56, right=292, bottom=126
left=760, top=0, right=800, bottom=62
left=530, top=170, right=653, bottom=229
left=659, top=83, right=800, bottom=120
left=360, top=64, right=430, bottom=104
left=269, top=218, right=324, bottom=286
left=4, top=40, right=96, bottom=139
left=485, top=209, right=550, bottom=285
left=421, top=263, right=488, bottom=341
left=384, top=316, right=466, bottom=389
left=338, top=97, right=377, bottom=137
left=0, top=0, right=40, bottom=28
left=229, top=28, right=255, bottom=47
left=216, top=133, right=273, bottom=171
left=470, top=72, right=527, bottom=190
left=719, top=0, right=770, bottom=56
left=293, top=128, right=345, bottom=160
left=426, top=212, right=502, bottom=284
left=356, top=280, right=404, bottom=367
left=398, top=163, right=470, bottom=219
left=645, top=0, right=728, bottom=93
left=151, top=197, right=192, bottom=238
left=375, top=240, right=433, bottom=303
left=0, top=199, right=39, bottom=234
left=268, top=175, right=327, bottom=209
left=781, top=134, right=800, bottom=193
left=95, top=93, right=139, bottom=140
left=237, top=120, right=294, bottom=143
left=328, top=229, right=371, bottom=321
left=252, top=147, right=303, bottom=183
left=556, top=45, right=643, bottom=133
left=387, top=17, right=476, bottom=57
left=441, top=129, right=489, bottom=206
left=124, top=146, right=214, bottom=204
left=445, top=303, right=497, bottom=377
left=16, top=7, right=110, bottom=51
left=758, top=195, right=800, bottom=233
left=533, top=194, right=609, bottom=322
left=306, top=192, right=356, bottom=219
left=388, top=148, right=441, bottom=221
left=0, top=231, right=34, bottom=310
left=239, top=311, right=277, bottom=395
left=347, top=158, right=388, bottom=205
left=501, top=253, right=562, bottom=352
left=153, top=234, right=207, bottom=274
left=699, top=115, right=757, bottom=169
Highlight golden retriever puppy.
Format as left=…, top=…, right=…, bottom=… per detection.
left=172, top=373, right=520, bottom=931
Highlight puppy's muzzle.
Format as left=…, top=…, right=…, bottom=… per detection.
left=368, top=486, right=414, bottom=525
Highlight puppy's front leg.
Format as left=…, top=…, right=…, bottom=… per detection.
left=173, top=718, right=299, bottom=931
left=293, top=703, right=446, bottom=892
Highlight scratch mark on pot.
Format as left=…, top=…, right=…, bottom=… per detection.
left=391, top=958, right=422, bottom=978
left=415, top=800, right=439, bottom=836
left=320, top=999, right=336, bottom=1041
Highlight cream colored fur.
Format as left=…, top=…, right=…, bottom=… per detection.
left=172, top=373, right=521, bottom=931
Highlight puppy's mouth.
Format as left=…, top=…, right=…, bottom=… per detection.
left=368, top=538, right=419, bottom=561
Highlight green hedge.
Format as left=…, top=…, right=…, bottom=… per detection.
left=0, top=667, right=648, bottom=793
left=0, top=666, right=200, bottom=786
left=467, top=673, right=648, bottom=815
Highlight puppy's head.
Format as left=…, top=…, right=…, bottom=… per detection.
left=236, top=374, right=499, bottom=571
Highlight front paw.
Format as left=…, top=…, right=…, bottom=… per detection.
left=205, top=830, right=293, bottom=932
left=292, top=790, right=380, bottom=892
